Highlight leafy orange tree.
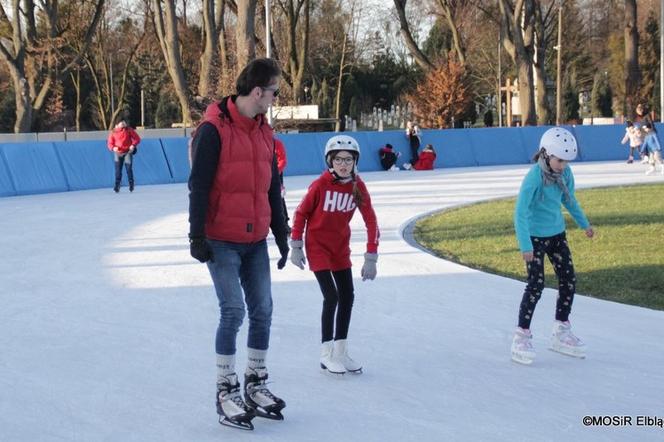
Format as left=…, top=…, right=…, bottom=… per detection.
left=406, top=57, right=472, bottom=128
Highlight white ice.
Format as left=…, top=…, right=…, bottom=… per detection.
left=1, top=161, right=663, bottom=442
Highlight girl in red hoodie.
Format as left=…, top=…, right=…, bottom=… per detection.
left=289, top=135, right=379, bottom=376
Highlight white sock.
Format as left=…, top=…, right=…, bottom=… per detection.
left=247, top=348, right=267, bottom=373
left=216, top=354, right=236, bottom=383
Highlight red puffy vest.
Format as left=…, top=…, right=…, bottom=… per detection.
left=200, top=98, right=275, bottom=243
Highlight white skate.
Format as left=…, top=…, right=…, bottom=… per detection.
left=550, top=320, right=586, bottom=358
left=334, top=339, right=362, bottom=374
left=511, top=327, right=535, bottom=365
left=320, top=341, right=346, bottom=376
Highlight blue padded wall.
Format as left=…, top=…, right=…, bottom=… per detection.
left=55, top=140, right=112, bottom=190
left=277, top=133, right=327, bottom=176
left=1, top=142, right=68, bottom=195
left=468, top=127, right=530, bottom=166
left=423, top=129, right=475, bottom=168
left=572, top=125, right=627, bottom=162
left=161, top=137, right=190, bottom=183
left=130, top=138, right=173, bottom=185
left=518, top=126, right=550, bottom=160
left=0, top=146, right=16, bottom=196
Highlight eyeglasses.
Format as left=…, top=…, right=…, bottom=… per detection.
left=333, top=157, right=354, bottom=165
left=261, top=87, right=280, bottom=98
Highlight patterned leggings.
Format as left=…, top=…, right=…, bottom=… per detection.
left=518, top=232, right=576, bottom=329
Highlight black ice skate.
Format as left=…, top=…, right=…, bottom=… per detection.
left=244, top=367, right=286, bottom=420
left=216, top=374, right=256, bottom=430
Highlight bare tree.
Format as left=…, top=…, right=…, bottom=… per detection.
left=434, top=0, right=466, bottom=64
left=236, top=0, right=258, bottom=67
left=152, top=0, right=192, bottom=124
left=0, top=0, right=105, bottom=132
left=624, top=0, right=640, bottom=114
left=198, top=0, right=219, bottom=98
left=393, top=0, right=434, bottom=71
left=532, top=0, right=556, bottom=125
left=276, top=0, right=310, bottom=104
left=498, top=0, right=537, bottom=126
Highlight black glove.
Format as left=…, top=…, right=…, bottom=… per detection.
left=189, top=236, right=214, bottom=263
left=276, top=235, right=289, bottom=269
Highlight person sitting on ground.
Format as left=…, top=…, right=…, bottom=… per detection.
left=412, top=144, right=437, bottom=170
left=378, top=143, right=400, bottom=171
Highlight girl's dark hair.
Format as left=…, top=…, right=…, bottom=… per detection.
left=626, top=120, right=633, bottom=127
left=351, top=180, right=364, bottom=207
left=532, top=148, right=547, bottom=162
left=645, top=122, right=657, bottom=132
left=236, top=58, right=281, bottom=96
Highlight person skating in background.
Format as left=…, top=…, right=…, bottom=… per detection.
left=188, top=58, right=289, bottom=430
left=633, top=103, right=653, bottom=163
left=404, top=121, right=421, bottom=169
left=511, top=127, right=594, bottom=365
left=289, top=135, right=379, bottom=376
left=412, top=144, right=437, bottom=170
left=642, top=122, right=664, bottom=176
left=378, top=143, right=400, bottom=171
left=107, top=119, right=141, bottom=193
left=274, top=137, right=291, bottom=230
left=620, top=120, right=644, bottom=164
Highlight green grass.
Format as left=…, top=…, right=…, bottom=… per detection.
left=414, top=183, right=664, bottom=310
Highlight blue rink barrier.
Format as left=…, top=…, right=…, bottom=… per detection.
left=0, top=142, right=68, bottom=195
left=161, top=138, right=191, bottom=183
left=1, top=124, right=660, bottom=197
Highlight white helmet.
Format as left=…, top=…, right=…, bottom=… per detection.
left=324, top=135, right=361, bottom=168
left=539, top=127, right=578, bottom=161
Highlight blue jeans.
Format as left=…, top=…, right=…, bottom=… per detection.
left=206, top=239, right=273, bottom=355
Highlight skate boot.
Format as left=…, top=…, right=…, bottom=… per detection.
left=646, top=165, right=656, bottom=175
left=244, top=367, right=286, bottom=420
left=550, top=320, right=586, bottom=358
left=641, top=155, right=649, bottom=164
left=216, top=373, right=255, bottom=430
left=511, top=327, right=536, bottom=365
left=334, top=339, right=362, bottom=374
left=320, top=341, right=345, bottom=376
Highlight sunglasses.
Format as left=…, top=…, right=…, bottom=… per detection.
left=261, top=87, right=280, bottom=98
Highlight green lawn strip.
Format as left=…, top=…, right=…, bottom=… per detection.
left=414, top=183, right=664, bottom=310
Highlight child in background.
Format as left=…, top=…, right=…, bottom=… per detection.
left=289, top=135, right=379, bottom=376
left=107, top=119, right=141, bottom=193
left=412, top=144, right=437, bottom=170
left=620, top=120, right=644, bottom=164
left=274, top=138, right=291, bottom=229
left=642, top=122, right=663, bottom=176
left=378, top=143, right=400, bottom=171
left=405, top=121, right=421, bottom=168
left=511, top=127, right=594, bottom=365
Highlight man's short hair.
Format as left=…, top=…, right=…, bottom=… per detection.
left=236, top=58, right=282, bottom=96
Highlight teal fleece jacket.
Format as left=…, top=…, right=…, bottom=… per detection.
left=514, top=163, right=590, bottom=253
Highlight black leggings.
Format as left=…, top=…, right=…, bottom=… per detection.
left=314, top=268, right=354, bottom=342
left=518, top=232, right=576, bottom=329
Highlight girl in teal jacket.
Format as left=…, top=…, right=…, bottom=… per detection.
left=511, top=127, right=594, bottom=365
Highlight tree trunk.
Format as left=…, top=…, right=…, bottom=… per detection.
left=498, top=0, right=537, bottom=126
left=437, top=0, right=466, bottom=64
left=198, top=0, right=218, bottom=98
left=152, top=0, right=192, bottom=125
left=393, top=0, right=434, bottom=71
left=236, top=0, right=258, bottom=68
left=533, top=2, right=551, bottom=125
left=334, top=28, right=348, bottom=132
left=624, top=0, right=640, bottom=114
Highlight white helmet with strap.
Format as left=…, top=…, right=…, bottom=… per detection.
left=324, top=135, right=361, bottom=168
left=540, top=127, right=578, bottom=161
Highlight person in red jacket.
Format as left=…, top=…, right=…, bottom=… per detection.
left=412, top=143, right=437, bottom=170
left=289, top=135, right=379, bottom=376
left=107, top=119, right=141, bottom=193
left=274, top=137, right=290, bottom=229
left=188, top=58, right=289, bottom=430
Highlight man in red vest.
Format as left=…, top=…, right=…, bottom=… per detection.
left=107, top=119, right=141, bottom=192
left=188, top=58, right=289, bottom=431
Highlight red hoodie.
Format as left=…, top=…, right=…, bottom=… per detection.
left=107, top=127, right=141, bottom=154
left=413, top=150, right=436, bottom=170
left=291, top=171, right=379, bottom=271
left=275, top=138, right=287, bottom=174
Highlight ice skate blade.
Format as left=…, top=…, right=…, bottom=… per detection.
left=320, top=365, right=345, bottom=378
left=219, top=416, right=255, bottom=430
left=346, top=367, right=363, bottom=374
left=511, top=352, right=534, bottom=365
left=549, top=345, right=586, bottom=359
left=253, top=408, right=285, bottom=420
